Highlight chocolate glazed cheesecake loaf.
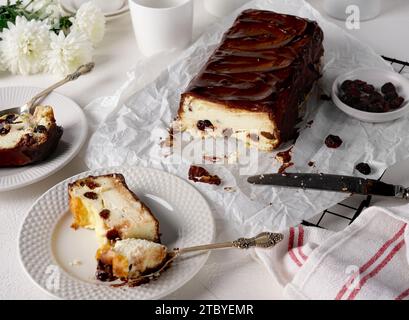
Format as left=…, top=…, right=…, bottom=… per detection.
left=178, top=9, right=324, bottom=151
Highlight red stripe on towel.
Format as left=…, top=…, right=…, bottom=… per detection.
left=297, top=226, right=308, bottom=261
left=335, top=223, right=406, bottom=300
left=288, top=227, right=302, bottom=267
left=395, top=288, right=409, bottom=300
left=347, top=239, right=405, bottom=300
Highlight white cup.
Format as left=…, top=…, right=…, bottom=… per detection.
left=204, top=0, right=249, bottom=17
left=129, top=0, right=194, bottom=57
left=73, top=0, right=125, bottom=13
left=324, top=0, right=381, bottom=21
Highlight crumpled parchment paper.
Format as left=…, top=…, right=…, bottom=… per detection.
left=84, top=0, right=409, bottom=235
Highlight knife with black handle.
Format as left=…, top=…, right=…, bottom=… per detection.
left=247, top=173, right=409, bottom=199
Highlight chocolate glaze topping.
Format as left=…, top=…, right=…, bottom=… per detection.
left=183, top=10, right=323, bottom=103
left=181, top=9, right=324, bottom=143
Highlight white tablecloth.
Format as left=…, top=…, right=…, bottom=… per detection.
left=1, top=0, right=409, bottom=299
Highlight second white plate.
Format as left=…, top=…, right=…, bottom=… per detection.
left=19, top=166, right=215, bottom=300
left=0, top=86, right=87, bottom=192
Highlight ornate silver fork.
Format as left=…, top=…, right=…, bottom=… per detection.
left=0, top=63, right=95, bottom=117
left=131, top=232, right=284, bottom=284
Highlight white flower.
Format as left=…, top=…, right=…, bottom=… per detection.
left=71, top=2, right=106, bottom=45
left=46, top=30, right=93, bottom=76
left=23, top=0, right=63, bottom=26
left=0, top=16, right=51, bottom=75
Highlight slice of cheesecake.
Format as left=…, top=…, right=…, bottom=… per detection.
left=69, top=174, right=160, bottom=245
left=96, top=239, right=168, bottom=282
left=0, top=106, right=63, bottom=166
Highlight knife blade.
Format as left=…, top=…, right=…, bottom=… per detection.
left=247, top=173, right=409, bottom=199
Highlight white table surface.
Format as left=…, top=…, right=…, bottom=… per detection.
left=1, top=0, right=409, bottom=300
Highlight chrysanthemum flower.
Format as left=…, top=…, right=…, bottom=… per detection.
left=0, top=16, right=51, bottom=75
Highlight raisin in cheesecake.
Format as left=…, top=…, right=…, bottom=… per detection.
left=96, top=239, right=168, bottom=282
left=0, top=106, right=63, bottom=166
left=69, top=174, right=160, bottom=245
left=178, top=9, right=324, bottom=151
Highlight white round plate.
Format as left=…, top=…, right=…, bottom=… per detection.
left=332, top=68, right=409, bottom=123
left=19, top=166, right=215, bottom=300
left=60, top=0, right=129, bottom=19
left=0, top=87, right=87, bottom=192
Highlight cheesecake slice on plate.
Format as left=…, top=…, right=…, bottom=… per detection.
left=0, top=106, right=63, bottom=166
left=69, top=174, right=160, bottom=245
left=96, top=239, right=168, bottom=282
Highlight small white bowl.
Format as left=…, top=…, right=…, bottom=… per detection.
left=332, top=68, right=409, bottom=123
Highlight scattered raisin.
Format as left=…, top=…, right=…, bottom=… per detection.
left=325, top=135, right=343, bottom=149
left=355, top=162, right=371, bottom=175
left=86, top=180, right=100, bottom=190
left=99, top=209, right=110, bottom=219
left=197, top=120, right=214, bottom=131
left=308, top=161, right=315, bottom=167
left=0, top=124, right=10, bottom=135
left=390, top=96, right=404, bottom=109
left=381, top=82, right=397, bottom=95
left=34, top=125, right=47, bottom=133
left=106, top=228, right=121, bottom=241
left=96, top=260, right=117, bottom=282
left=84, top=192, right=98, bottom=200
left=5, top=114, right=16, bottom=124
left=260, top=131, right=275, bottom=140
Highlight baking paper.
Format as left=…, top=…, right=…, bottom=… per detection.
left=84, top=0, right=409, bottom=235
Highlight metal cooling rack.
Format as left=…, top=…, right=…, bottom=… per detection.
left=302, top=56, right=409, bottom=231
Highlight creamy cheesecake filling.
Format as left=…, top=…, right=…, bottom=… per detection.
left=0, top=107, right=54, bottom=149
left=179, top=96, right=279, bottom=151
left=69, top=174, right=159, bottom=246
left=96, top=239, right=168, bottom=279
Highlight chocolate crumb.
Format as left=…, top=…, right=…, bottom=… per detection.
left=203, top=155, right=221, bottom=163
left=84, top=191, right=98, bottom=200
left=325, top=135, right=343, bottom=148
left=308, top=161, right=315, bottom=167
left=278, top=162, right=294, bottom=174
left=99, top=209, right=111, bottom=219
left=188, top=165, right=221, bottom=185
left=247, top=133, right=259, bottom=142
left=276, top=147, right=293, bottom=163
left=197, top=120, right=214, bottom=131
left=355, top=162, right=371, bottom=175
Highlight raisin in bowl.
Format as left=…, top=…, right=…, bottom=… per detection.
left=332, top=68, right=409, bottom=123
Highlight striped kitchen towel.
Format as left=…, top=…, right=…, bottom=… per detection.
left=255, top=201, right=409, bottom=300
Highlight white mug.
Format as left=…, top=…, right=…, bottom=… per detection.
left=129, top=0, right=194, bottom=57
left=324, top=0, right=381, bottom=21
left=73, top=0, right=125, bottom=12
left=204, top=0, right=249, bottom=17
